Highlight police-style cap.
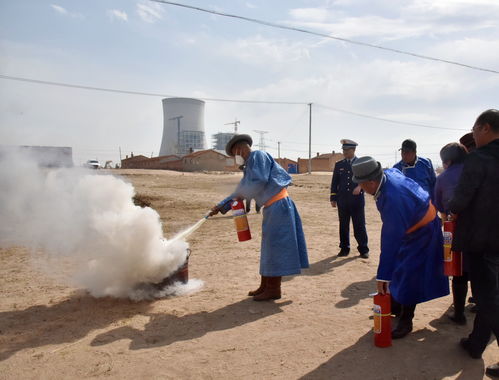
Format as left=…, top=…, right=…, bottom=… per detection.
left=352, top=156, right=383, bottom=183
left=399, top=139, right=417, bottom=152
left=341, top=139, right=358, bottom=149
left=225, top=134, right=253, bottom=156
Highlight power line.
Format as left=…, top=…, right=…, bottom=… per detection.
left=149, top=0, right=499, bottom=75
left=1, top=73, right=466, bottom=131
left=0, top=74, right=305, bottom=105
left=315, top=103, right=468, bottom=131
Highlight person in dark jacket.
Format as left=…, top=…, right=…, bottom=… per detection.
left=330, top=139, right=369, bottom=258
left=448, top=109, right=499, bottom=378
left=434, top=142, right=469, bottom=325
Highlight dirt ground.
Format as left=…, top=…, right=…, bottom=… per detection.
left=0, top=169, right=497, bottom=380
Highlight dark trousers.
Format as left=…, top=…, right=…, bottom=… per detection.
left=337, top=201, right=368, bottom=253
left=452, top=272, right=469, bottom=315
left=467, top=252, right=499, bottom=354
left=391, top=297, right=416, bottom=321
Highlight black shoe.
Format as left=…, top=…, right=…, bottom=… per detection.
left=392, top=320, right=413, bottom=339
left=448, top=313, right=467, bottom=325
left=337, top=249, right=350, bottom=257
left=486, top=363, right=499, bottom=377
left=359, top=252, right=369, bottom=259
left=459, top=338, right=482, bottom=359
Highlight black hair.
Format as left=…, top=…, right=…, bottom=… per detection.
left=440, top=142, right=468, bottom=166
left=475, top=109, right=499, bottom=132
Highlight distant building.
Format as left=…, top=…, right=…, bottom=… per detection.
left=0, top=145, right=73, bottom=167
left=297, top=151, right=344, bottom=173
left=120, top=155, right=150, bottom=169
left=212, top=132, right=235, bottom=151
left=275, top=158, right=298, bottom=173
left=182, top=149, right=238, bottom=172
left=120, top=149, right=239, bottom=172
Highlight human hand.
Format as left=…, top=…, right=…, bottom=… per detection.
left=377, top=281, right=390, bottom=295
left=331, top=201, right=337, bottom=208
left=209, top=205, right=221, bottom=216
left=353, top=186, right=362, bottom=195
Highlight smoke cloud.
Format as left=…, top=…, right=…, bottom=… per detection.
left=0, top=149, right=202, bottom=300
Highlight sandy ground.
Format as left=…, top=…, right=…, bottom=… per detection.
left=0, top=169, right=497, bottom=380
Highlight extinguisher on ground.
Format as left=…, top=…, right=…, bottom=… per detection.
left=231, top=199, right=252, bottom=242
left=443, top=216, right=463, bottom=276
left=373, top=293, right=392, bottom=348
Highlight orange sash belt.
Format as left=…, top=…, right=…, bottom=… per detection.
left=406, top=201, right=437, bottom=234
left=264, top=188, right=289, bottom=208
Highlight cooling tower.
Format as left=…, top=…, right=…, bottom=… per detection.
left=159, top=98, right=206, bottom=156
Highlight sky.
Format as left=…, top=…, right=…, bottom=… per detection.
left=1, top=0, right=498, bottom=167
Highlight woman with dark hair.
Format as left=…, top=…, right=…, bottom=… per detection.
left=434, top=142, right=469, bottom=324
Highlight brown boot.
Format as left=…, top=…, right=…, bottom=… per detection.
left=253, top=276, right=281, bottom=301
left=248, top=276, right=267, bottom=296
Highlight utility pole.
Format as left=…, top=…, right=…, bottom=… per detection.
left=169, top=115, right=183, bottom=155
left=119, top=146, right=122, bottom=161
left=278, top=141, right=281, bottom=159
left=308, top=103, right=312, bottom=175
left=253, top=130, right=269, bottom=151
left=224, top=119, right=240, bottom=134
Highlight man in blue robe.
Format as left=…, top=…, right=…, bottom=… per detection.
left=352, top=156, right=449, bottom=339
left=210, top=134, right=309, bottom=301
left=394, top=139, right=436, bottom=200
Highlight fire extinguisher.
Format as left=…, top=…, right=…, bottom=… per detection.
left=231, top=199, right=252, bottom=242
left=373, top=293, right=392, bottom=348
left=443, top=216, right=463, bottom=276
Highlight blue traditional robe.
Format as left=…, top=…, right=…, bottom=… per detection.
left=393, top=156, right=436, bottom=200
left=218, top=150, right=309, bottom=276
left=376, top=169, right=449, bottom=305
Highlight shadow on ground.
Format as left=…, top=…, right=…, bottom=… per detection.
left=300, top=326, right=485, bottom=379
left=0, top=293, right=152, bottom=361
left=335, top=276, right=377, bottom=309
left=91, top=298, right=292, bottom=350
left=284, top=256, right=358, bottom=283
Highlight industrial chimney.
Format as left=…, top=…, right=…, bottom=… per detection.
left=159, top=98, right=206, bottom=156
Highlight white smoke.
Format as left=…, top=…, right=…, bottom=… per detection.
left=0, top=149, right=202, bottom=300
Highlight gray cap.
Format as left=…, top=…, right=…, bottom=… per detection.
left=352, top=156, right=383, bottom=183
left=225, top=134, right=253, bottom=156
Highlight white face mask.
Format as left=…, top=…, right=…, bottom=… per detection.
left=235, top=155, right=245, bottom=165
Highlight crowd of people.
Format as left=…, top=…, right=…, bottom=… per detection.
left=209, top=108, right=499, bottom=377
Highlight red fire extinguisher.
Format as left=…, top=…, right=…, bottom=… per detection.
left=231, top=199, right=252, bottom=242
left=373, top=293, right=392, bottom=348
left=443, top=216, right=463, bottom=276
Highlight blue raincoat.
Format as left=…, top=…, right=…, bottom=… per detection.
left=218, top=150, right=309, bottom=276
left=376, top=169, right=449, bottom=305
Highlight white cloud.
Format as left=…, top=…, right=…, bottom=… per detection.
left=407, top=0, right=499, bottom=16
left=107, top=9, right=128, bottom=22
left=424, top=38, right=499, bottom=68
left=50, top=4, right=67, bottom=15
left=220, top=35, right=310, bottom=67
left=289, top=8, right=330, bottom=23
left=136, top=2, right=164, bottom=23
left=286, top=1, right=499, bottom=41
left=50, top=4, right=84, bottom=19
